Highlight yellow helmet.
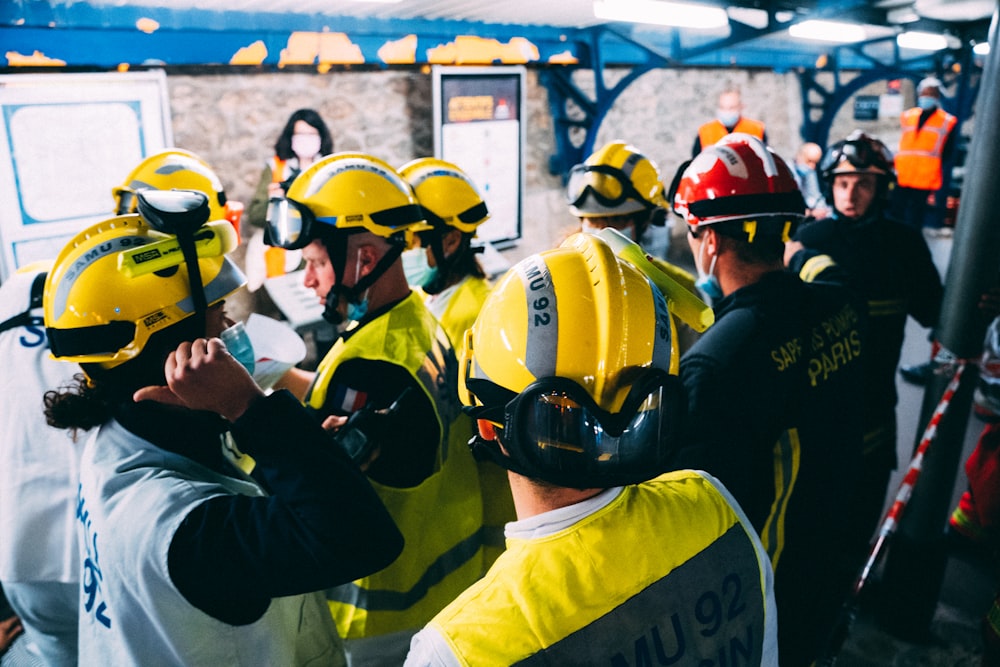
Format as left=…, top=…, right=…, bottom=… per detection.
left=398, top=158, right=490, bottom=235
left=112, top=149, right=238, bottom=227
left=566, top=141, right=669, bottom=223
left=44, top=213, right=244, bottom=369
left=459, top=233, right=683, bottom=487
left=270, top=152, right=425, bottom=249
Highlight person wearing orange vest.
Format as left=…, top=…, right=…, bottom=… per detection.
left=892, top=77, right=958, bottom=231
left=691, top=87, right=767, bottom=157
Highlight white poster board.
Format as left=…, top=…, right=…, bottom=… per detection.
left=0, top=71, right=172, bottom=280
left=433, top=66, right=525, bottom=247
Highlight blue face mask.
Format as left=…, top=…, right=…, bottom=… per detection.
left=917, top=95, right=939, bottom=111
left=717, top=110, right=740, bottom=128
left=219, top=321, right=256, bottom=375
left=694, top=238, right=723, bottom=302
left=347, top=297, right=369, bottom=322
left=346, top=251, right=370, bottom=322
left=402, top=247, right=438, bottom=288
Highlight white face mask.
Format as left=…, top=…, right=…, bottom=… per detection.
left=291, top=133, right=322, bottom=160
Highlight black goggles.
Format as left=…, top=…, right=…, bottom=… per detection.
left=566, top=164, right=650, bottom=210
left=822, top=140, right=891, bottom=173
left=265, top=199, right=423, bottom=250
left=467, top=369, right=683, bottom=481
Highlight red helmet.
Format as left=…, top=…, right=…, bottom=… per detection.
left=670, top=133, right=805, bottom=239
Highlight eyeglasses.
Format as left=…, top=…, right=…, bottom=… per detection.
left=566, top=164, right=649, bottom=210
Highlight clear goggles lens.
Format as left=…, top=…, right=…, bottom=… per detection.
left=566, top=164, right=638, bottom=209
left=265, top=199, right=311, bottom=250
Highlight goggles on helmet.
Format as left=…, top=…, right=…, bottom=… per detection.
left=465, top=368, right=681, bottom=487
left=113, top=187, right=140, bottom=216
left=822, top=139, right=892, bottom=175
left=566, top=164, right=652, bottom=211
left=265, top=198, right=424, bottom=250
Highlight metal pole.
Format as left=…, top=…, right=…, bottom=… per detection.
left=879, top=8, right=1000, bottom=639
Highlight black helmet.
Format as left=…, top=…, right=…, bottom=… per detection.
left=818, top=130, right=895, bottom=213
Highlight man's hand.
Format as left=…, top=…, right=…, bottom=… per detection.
left=133, top=338, right=265, bottom=422
left=783, top=240, right=804, bottom=267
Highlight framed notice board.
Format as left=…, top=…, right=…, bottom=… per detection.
left=432, top=66, right=525, bottom=247
left=0, top=71, right=172, bottom=281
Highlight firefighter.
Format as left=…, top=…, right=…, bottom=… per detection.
left=398, top=157, right=516, bottom=572
left=265, top=153, right=484, bottom=665
left=406, top=232, right=778, bottom=666
left=672, top=132, right=866, bottom=666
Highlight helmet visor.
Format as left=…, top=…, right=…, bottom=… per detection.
left=566, top=164, right=646, bottom=210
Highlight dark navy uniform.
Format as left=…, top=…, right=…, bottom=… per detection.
left=671, top=269, right=866, bottom=667
left=791, top=214, right=942, bottom=557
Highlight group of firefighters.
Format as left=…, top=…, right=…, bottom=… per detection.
left=0, top=73, right=993, bottom=667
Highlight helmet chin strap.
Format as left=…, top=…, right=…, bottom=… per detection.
left=320, top=238, right=405, bottom=325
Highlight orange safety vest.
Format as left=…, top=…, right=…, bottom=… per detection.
left=895, top=107, right=957, bottom=191
left=264, top=157, right=290, bottom=278
left=698, top=117, right=765, bottom=148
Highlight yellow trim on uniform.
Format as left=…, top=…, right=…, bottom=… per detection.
left=760, top=428, right=801, bottom=569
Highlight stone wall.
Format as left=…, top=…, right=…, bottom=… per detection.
left=166, top=66, right=911, bottom=274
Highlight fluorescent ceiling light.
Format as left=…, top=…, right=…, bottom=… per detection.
left=973, top=41, right=991, bottom=55
left=788, top=20, right=867, bottom=43
left=593, top=0, right=728, bottom=29
left=897, top=31, right=953, bottom=51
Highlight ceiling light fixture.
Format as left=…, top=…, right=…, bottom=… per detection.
left=593, top=0, right=729, bottom=29
left=973, top=41, right=991, bottom=55
left=897, top=31, right=954, bottom=51
left=788, top=20, right=867, bottom=43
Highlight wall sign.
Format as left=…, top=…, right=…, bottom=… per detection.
left=433, top=65, right=525, bottom=248
left=0, top=71, right=172, bottom=280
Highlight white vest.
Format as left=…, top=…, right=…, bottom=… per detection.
left=77, top=419, right=345, bottom=666
left=0, top=268, right=82, bottom=583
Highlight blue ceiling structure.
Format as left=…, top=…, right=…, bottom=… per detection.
left=1, top=0, right=994, bottom=177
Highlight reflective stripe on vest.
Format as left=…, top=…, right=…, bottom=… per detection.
left=698, top=117, right=766, bottom=148
left=308, top=292, right=484, bottom=638
left=431, top=471, right=777, bottom=666
left=895, top=107, right=956, bottom=190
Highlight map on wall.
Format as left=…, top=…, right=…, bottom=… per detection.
left=433, top=66, right=525, bottom=247
left=0, top=71, right=172, bottom=280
